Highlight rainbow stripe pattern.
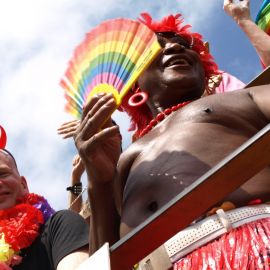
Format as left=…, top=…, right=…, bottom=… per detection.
left=256, top=0, right=270, bottom=34
left=60, top=18, right=161, bottom=118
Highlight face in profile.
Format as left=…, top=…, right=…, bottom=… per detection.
left=0, top=151, right=28, bottom=210
left=138, top=32, right=205, bottom=102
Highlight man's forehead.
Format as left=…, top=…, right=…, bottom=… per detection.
left=156, top=31, right=184, bottom=38
left=0, top=149, right=10, bottom=158
left=0, top=149, right=17, bottom=167
left=155, top=31, right=192, bottom=47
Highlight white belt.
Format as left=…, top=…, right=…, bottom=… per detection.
left=164, top=204, right=270, bottom=263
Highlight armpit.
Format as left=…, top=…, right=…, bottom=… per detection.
left=248, top=84, right=270, bottom=121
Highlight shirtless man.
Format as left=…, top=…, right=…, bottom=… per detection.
left=74, top=13, right=270, bottom=268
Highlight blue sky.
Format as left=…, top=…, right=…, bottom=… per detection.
left=0, top=0, right=264, bottom=210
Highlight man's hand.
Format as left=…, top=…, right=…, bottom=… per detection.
left=57, top=120, right=80, bottom=139
left=223, top=0, right=251, bottom=24
left=73, top=93, right=122, bottom=184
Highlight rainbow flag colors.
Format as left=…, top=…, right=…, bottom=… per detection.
left=256, top=0, right=270, bottom=34
left=60, top=18, right=161, bottom=118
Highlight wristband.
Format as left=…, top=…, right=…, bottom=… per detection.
left=66, top=182, right=82, bottom=196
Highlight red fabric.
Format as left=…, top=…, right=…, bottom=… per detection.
left=174, top=218, right=270, bottom=270
left=0, top=204, right=44, bottom=251
left=20, top=193, right=45, bottom=205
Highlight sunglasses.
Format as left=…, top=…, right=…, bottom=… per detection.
left=156, top=32, right=194, bottom=49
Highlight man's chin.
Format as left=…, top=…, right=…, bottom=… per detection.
left=0, top=197, right=17, bottom=210
left=165, top=64, right=192, bottom=71
left=0, top=202, right=14, bottom=210
left=165, top=76, right=202, bottom=89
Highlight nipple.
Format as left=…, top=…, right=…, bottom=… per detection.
left=203, top=107, right=212, bottom=113
left=148, top=201, right=158, bottom=212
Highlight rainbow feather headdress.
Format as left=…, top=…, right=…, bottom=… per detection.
left=256, top=0, right=270, bottom=35
left=60, top=18, right=161, bottom=118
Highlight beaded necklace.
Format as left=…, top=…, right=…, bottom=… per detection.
left=139, top=100, right=192, bottom=137
left=0, top=193, right=55, bottom=269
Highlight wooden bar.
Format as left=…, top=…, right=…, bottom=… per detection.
left=110, top=124, right=270, bottom=270
left=245, top=66, right=270, bottom=88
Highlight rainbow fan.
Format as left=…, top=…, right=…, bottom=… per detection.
left=256, top=0, right=270, bottom=35
left=60, top=18, right=161, bottom=118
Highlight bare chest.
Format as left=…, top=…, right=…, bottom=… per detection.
left=120, top=93, right=269, bottom=232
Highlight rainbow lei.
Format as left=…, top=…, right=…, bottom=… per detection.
left=0, top=193, right=55, bottom=269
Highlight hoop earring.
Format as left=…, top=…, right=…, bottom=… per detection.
left=128, top=89, right=148, bottom=107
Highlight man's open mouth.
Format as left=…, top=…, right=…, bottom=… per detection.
left=0, top=191, right=10, bottom=196
left=163, top=55, right=192, bottom=68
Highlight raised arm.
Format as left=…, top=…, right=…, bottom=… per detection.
left=73, top=93, right=122, bottom=254
left=68, top=154, right=85, bottom=213
left=224, top=0, right=270, bottom=67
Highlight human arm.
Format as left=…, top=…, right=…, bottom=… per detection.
left=73, top=93, right=122, bottom=254
left=57, top=248, right=88, bottom=270
left=224, top=0, right=270, bottom=67
left=42, top=210, right=89, bottom=270
left=68, top=154, right=85, bottom=213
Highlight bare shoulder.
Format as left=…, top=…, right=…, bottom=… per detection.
left=114, top=140, right=144, bottom=213
left=246, top=84, right=270, bottom=120
left=118, top=139, right=145, bottom=167
left=201, top=85, right=270, bottom=116
left=213, top=84, right=270, bottom=122
left=227, top=83, right=270, bottom=101
left=206, top=84, right=270, bottom=100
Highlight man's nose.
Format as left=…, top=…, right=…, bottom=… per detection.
left=163, top=42, right=185, bottom=54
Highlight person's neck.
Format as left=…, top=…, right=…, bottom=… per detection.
left=146, top=84, right=204, bottom=117
left=149, top=97, right=198, bottom=117
left=139, top=99, right=193, bottom=138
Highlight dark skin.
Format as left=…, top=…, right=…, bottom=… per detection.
left=74, top=34, right=270, bottom=252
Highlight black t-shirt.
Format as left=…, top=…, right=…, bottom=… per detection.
left=14, top=210, right=89, bottom=270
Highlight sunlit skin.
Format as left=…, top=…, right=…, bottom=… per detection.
left=114, top=35, right=270, bottom=236
left=0, top=150, right=29, bottom=210
left=74, top=33, right=270, bottom=252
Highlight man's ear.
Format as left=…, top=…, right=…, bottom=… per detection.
left=20, top=176, right=29, bottom=193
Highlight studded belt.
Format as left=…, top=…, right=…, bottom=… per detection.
left=164, top=204, right=270, bottom=263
